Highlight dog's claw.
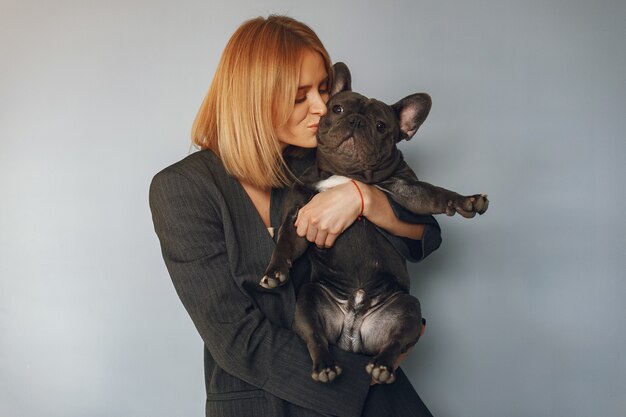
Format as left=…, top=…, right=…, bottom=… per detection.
left=312, top=365, right=342, bottom=383
left=259, top=270, right=289, bottom=289
left=448, top=194, right=489, bottom=218
left=445, top=201, right=456, bottom=216
left=259, top=275, right=276, bottom=289
left=366, top=363, right=396, bottom=384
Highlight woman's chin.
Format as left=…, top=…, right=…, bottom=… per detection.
left=298, top=137, right=319, bottom=148
left=279, top=137, right=318, bottom=150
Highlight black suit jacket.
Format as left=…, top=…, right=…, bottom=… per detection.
left=149, top=149, right=440, bottom=417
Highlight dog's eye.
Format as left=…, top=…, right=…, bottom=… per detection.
left=376, top=121, right=386, bottom=132
left=332, top=105, right=343, bottom=114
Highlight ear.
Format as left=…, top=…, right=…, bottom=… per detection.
left=330, top=62, right=352, bottom=96
left=391, top=93, right=432, bottom=141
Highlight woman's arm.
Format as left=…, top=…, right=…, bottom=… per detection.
left=358, top=182, right=425, bottom=240
left=294, top=180, right=441, bottom=261
left=149, top=168, right=372, bottom=417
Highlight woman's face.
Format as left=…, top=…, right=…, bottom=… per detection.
left=276, top=50, right=330, bottom=149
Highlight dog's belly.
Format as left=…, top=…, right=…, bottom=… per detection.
left=308, top=218, right=409, bottom=296
left=307, top=219, right=412, bottom=354
left=317, top=285, right=410, bottom=355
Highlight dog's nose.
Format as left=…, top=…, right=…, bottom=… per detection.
left=349, top=116, right=363, bottom=129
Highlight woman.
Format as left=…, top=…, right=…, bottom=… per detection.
left=149, top=15, right=441, bottom=417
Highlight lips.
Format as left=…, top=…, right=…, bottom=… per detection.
left=307, top=124, right=319, bottom=136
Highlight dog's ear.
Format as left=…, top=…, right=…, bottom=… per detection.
left=392, top=93, right=432, bottom=141
left=330, top=62, right=352, bottom=96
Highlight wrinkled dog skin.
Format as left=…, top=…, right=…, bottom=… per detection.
left=261, top=63, right=488, bottom=384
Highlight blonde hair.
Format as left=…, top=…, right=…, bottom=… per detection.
left=192, top=15, right=332, bottom=187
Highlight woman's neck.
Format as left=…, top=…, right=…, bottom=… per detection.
left=239, top=180, right=272, bottom=228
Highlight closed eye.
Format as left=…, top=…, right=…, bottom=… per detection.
left=295, top=76, right=330, bottom=104
left=319, top=80, right=329, bottom=95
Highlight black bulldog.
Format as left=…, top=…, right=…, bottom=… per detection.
left=260, top=63, right=488, bottom=384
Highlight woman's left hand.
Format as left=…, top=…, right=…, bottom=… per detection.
left=294, top=181, right=362, bottom=248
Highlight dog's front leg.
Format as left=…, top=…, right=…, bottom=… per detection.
left=383, top=179, right=489, bottom=218
left=378, top=161, right=488, bottom=218
left=260, top=186, right=312, bottom=289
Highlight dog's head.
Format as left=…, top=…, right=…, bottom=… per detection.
left=316, top=62, right=431, bottom=183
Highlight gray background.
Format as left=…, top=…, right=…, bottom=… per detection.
left=1, top=0, right=624, bottom=416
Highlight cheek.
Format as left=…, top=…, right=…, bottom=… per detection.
left=288, top=107, right=307, bottom=127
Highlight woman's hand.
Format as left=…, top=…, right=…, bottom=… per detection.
left=294, top=181, right=362, bottom=248
left=295, top=180, right=426, bottom=248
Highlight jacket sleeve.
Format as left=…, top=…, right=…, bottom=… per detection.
left=149, top=167, right=372, bottom=417
left=378, top=195, right=442, bottom=263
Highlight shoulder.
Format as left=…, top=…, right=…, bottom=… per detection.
left=149, top=149, right=236, bottom=213
left=150, top=149, right=239, bottom=194
left=152, top=149, right=224, bottom=185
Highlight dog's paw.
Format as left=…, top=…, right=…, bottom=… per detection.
left=312, top=365, right=343, bottom=383
left=366, top=362, right=396, bottom=384
left=259, top=269, right=289, bottom=289
left=260, top=260, right=292, bottom=289
left=446, top=194, right=489, bottom=218
left=311, top=353, right=342, bottom=383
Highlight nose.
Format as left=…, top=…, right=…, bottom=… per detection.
left=349, top=116, right=363, bottom=128
left=309, top=91, right=328, bottom=116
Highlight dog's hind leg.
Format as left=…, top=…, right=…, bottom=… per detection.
left=294, top=283, right=344, bottom=383
left=360, top=292, right=422, bottom=384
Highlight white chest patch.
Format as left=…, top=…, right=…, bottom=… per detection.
left=314, top=175, right=352, bottom=192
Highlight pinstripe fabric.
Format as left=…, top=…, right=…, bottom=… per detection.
left=150, top=149, right=437, bottom=417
